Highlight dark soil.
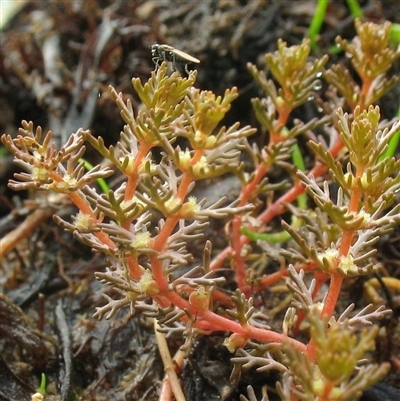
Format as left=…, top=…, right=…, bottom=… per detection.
left=1, top=1, right=399, bottom=401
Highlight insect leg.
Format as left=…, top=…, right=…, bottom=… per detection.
left=184, top=63, right=190, bottom=75
left=170, top=52, right=178, bottom=72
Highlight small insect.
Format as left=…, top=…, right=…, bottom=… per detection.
left=151, top=43, right=200, bottom=74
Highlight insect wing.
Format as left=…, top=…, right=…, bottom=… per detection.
left=170, top=48, right=200, bottom=64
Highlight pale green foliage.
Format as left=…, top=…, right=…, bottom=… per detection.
left=281, top=325, right=389, bottom=401
left=248, top=38, right=329, bottom=141
left=324, top=20, right=400, bottom=108
left=289, top=107, right=400, bottom=277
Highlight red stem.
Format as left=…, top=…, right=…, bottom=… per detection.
left=211, top=137, right=345, bottom=271
left=154, top=289, right=306, bottom=351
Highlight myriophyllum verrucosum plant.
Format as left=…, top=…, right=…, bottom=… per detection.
left=2, top=19, right=400, bottom=401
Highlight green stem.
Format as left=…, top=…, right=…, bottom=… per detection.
left=345, top=0, right=363, bottom=18
left=308, top=0, right=329, bottom=51
left=379, top=106, right=400, bottom=160
left=38, top=373, right=46, bottom=395
left=80, top=158, right=109, bottom=194
left=390, top=23, right=400, bottom=45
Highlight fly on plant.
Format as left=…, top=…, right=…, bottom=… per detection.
left=151, top=43, right=200, bottom=75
